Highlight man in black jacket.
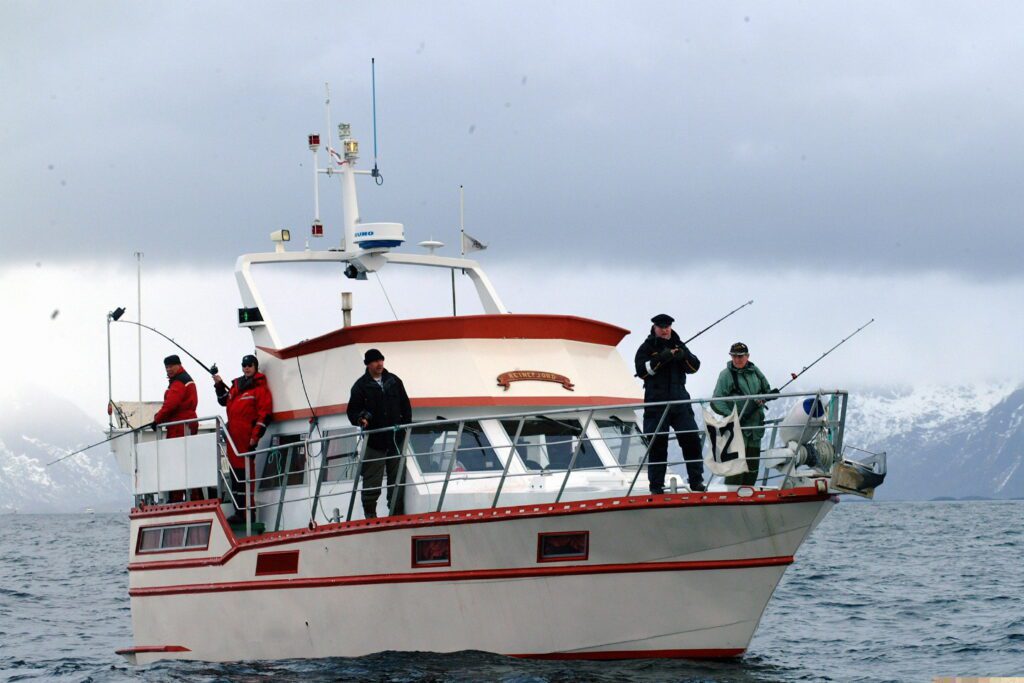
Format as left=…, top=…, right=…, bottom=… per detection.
left=346, top=349, right=412, bottom=518
left=634, top=313, right=705, bottom=493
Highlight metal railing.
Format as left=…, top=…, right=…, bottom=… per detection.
left=133, top=390, right=850, bottom=535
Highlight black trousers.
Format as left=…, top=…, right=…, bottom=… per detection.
left=643, top=405, right=704, bottom=491
left=724, top=445, right=762, bottom=486
left=361, top=446, right=404, bottom=516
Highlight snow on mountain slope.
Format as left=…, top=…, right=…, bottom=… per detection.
left=0, top=383, right=129, bottom=513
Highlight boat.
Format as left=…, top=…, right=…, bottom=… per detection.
left=107, top=108, right=885, bottom=665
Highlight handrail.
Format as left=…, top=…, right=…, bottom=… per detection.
left=132, top=391, right=850, bottom=532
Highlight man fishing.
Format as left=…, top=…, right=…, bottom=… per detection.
left=634, top=313, right=705, bottom=493
left=711, top=342, right=775, bottom=486
left=213, top=354, right=273, bottom=523
left=153, top=355, right=198, bottom=438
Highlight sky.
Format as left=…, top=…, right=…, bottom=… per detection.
left=2, top=1, right=1023, bottom=422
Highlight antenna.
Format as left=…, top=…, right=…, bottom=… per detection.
left=371, top=58, right=383, bottom=185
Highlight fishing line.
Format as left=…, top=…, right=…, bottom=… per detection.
left=374, top=272, right=399, bottom=320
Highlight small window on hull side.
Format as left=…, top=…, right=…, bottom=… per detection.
left=412, top=535, right=451, bottom=568
left=538, top=531, right=589, bottom=562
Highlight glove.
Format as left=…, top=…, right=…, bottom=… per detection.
left=770, top=387, right=780, bottom=394
left=149, top=422, right=159, bottom=432
left=655, top=348, right=675, bottom=363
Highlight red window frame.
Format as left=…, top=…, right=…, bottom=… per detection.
left=411, top=534, right=451, bottom=568
left=537, top=530, right=590, bottom=563
left=255, top=550, right=300, bottom=576
left=134, top=521, right=212, bottom=555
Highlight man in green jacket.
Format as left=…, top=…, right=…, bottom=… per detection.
left=711, top=342, right=774, bottom=486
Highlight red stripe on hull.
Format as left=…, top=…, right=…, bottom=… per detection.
left=115, top=645, right=190, bottom=654
left=128, top=488, right=832, bottom=572
left=272, top=395, right=642, bottom=422
left=511, top=648, right=745, bottom=660
left=258, top=314, right=630, bottom=360
left=128, top=556, right=793, bottom=597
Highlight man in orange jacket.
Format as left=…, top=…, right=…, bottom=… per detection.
left=154, top=355, right=199, bottom=438
left=213, top=354, right=273, bottom=522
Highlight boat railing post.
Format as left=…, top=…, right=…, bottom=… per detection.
left=309, top=434, right=330, bottom=525
left=554, top=410, right=594, bottom=504
left=345, top=431, right=370, bottom=522
left=627, top=401, right=671, bottom=496
left=388, top=427, right=411, bottom=517
left=435, top=421, right=466, bottom=513
left=492, top=416, right=525, bottom=508
left=273, top=447, right=294, bottom=532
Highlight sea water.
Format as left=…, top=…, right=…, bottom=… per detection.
left=1, top=501, right=1022, bottom=682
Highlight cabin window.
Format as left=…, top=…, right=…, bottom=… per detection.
left=501, top=418, right=603, bottom=471
left=322, top=429, right=360, bottom=482
left=412, top=535, right=451, bottom=567
left=595, top=419, right=648, bottom=467
left=409, top=422, right=501, bottom=474
left=136, top=522, right=212, bottom=554
left=538, top=531, right=589, bottom=562
left=261, top=434, right=307, bottom=487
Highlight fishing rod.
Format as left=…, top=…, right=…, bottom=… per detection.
left=46, top=422, right=154, bottom=467
left=684, top=299, right=754, bottom=344
left=777, top=318, right=875, bottom=391
left=114, top=318, right=218, bottom=376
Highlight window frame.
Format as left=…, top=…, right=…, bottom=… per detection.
left=135, top=521, right=213, bottom=555
left=411, top=534, right=452, bottom=568
left=537, top=530, right=590, bottom=563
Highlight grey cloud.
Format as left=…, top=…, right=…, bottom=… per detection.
left=2, top=2, right=1023, bottom=277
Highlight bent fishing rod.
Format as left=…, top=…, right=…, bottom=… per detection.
left=777, top=318, right=875, bottom=392
left=684, top=299, right=754, bottom=344
left=114, top=318, right=218, bottom=376
left=46, top=421, right=155, bottom=467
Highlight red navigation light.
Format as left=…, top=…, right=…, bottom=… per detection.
left=308, top=134, right=320, bottom=149
left=311, top=221, right=323, bottom=237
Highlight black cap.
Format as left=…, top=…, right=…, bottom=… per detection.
left=363, top=348, right=385, bottom=365
left=163, top=354, right=181, bottom=366
left=651, top=313, right=674, bottom=327
left=730, top=342, right=750, bottom=356
left=241, top=354, right=258, bottom=368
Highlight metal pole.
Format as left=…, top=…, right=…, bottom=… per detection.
left=492, top=416, right=525, bottom=508
left=436, top=421, right=465, bottom=513
left=106, top=313, right=113, bottom=430
left=135, top=251, right=143, bottom=403
left=387, top=427, right=410, bottom=516
left=627, top=403, right=671, bottom=496
left=555, top=410, right=595, bottom=503
left=345, top=432, right=370, bottom=522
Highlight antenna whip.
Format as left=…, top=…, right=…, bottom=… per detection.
left=371, top=58, right=383, bottom=185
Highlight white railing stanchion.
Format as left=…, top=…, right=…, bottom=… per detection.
left=555, top=409, right=594, bottom=503
left=435, top=421, right=465, bottom=513
left=492, top=416, right=525, bottom=508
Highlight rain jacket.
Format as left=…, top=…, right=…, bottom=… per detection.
left=711, top=361, right=772, bottom=447
left=215, top=372, right=273, bottom=467
left=633, top=328, right=701, bottom=402
left=154, top=369, right=199, bottom=439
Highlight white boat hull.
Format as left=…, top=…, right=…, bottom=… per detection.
left=121, top=488, right=834, bottom=664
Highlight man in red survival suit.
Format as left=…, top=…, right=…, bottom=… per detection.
left=153, top=355, right=199, bottom=438
left=213, top=354, right=273, bottom=523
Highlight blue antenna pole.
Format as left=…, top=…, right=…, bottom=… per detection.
left=371, top=58, right=383, bottom=185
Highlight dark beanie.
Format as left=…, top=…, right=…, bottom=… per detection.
left=730, top=342, right=750, bottom=356
left=363, top=348, right=385, bottom=365
left=651, top=313, right=674, bottom=327
left=163, top=354, right=181, bottom=366
left=241, top=354, right=258, bottom=368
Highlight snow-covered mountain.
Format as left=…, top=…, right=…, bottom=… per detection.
left=841, top=383, right=1024, bottom=500
left=0, top=384, right=130, bottom=513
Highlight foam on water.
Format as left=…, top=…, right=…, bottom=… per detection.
left=1, top=502, right=1022, bottom=682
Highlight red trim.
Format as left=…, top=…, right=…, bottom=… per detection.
left=128, top=487, right=829, bottom=572
left=511, top=648, right=744, bottom=660
left=255, top=550, right=300, bottom=576
left=271, top=395, right=642, bottom=422
left=115, top=645, right=190, bottom=654
left=412, top=535, right=451, bottom=568
left=129, top=555, right=792, bottom=597
left=135, top=521, right=212, bottom=555
left=258, top=314, right=630, bottom=360
left=537, top=530, right=590, bottom=563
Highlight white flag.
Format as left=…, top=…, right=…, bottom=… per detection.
left=462, top=231, right=487, bottom=254
left=702, top=407, right=748, bottom=477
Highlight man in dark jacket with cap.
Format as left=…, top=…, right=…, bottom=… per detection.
left=634, top=314, right=705, bottom=493
left=153, top=355, right=198, bottom=439
left=347, top=349, right=412, bottom=518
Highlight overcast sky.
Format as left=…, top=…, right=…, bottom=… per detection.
left=2, top=2, right=1023, bottom=419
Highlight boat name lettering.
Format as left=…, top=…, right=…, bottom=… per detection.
left=497, top=371, right=575, bottom=392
